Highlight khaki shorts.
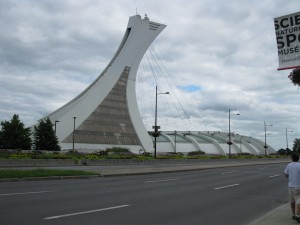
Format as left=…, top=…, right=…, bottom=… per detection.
left=289, top=187, right=300, bottom=204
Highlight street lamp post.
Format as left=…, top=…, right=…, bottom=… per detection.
left=286, top=128, right=293, bottom=155
left=174, top=130, right=177, bottom=153
left=228, top=109, right=239, bottom=158
left=240, top=136, right=242, bottom=152
left=54, top=120, right=59, bottom=135
left=264, top=121, right=272, bottom=156
left=153, top=85, right=169, bottom=158
left=72, top=117, right=76, bottom=152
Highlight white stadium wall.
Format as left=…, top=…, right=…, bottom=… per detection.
left=154, top=132, right=276, bottom=155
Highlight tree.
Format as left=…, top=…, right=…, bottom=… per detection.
left=292, top=138, right=300, bottom=153
left=0, top=128, right=4, bottom=149
left=0, top=114, right=31, bottom=150
left=33, top=118, right=60, bottom=151
left=288, top=67, right=300, bottom=87
left=277, top=148, right=287, bottom=155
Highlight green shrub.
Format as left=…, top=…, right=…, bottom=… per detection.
left=187, top=151, right=205, bottom=156
left=140, top=152, right=152, bottom=157
left=208, top=155, right=228, bottom=159
left=93, top=150, right=108, bottom=156
left=236, top=153, right=255, bottom=159
left=105, top=147, right=137, bottom=159
left=65, top=151, right=87, bottom=159
left=0, top=150, right=15, bottom=159
left=106, top=147, right=131, bottom=154
left=157, top=152, right=185, bottom=159
left=86, top=154, right=104, bottom=160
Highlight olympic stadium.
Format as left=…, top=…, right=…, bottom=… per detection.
left=36, top=14, right=276, bottom=155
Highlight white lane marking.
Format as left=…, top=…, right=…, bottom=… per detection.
left=214, top=184, right=240, bottom=190
left=0, top=190, right=59, bottom=197
left=221, top=171, right=235, bottom=175
left=259, top=167, right=268, bottom=169
left=44, top=205, right=130, bottom=220
left=231, top=170, right=272, bottom=175
left=145, top=178, right=180, bottom=183
left=269, top=174, right=282, bottom=178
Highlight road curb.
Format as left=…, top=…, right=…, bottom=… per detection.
left=0, top=175, right=101, bottom=182
left=99, top=160, right=289, bottom=177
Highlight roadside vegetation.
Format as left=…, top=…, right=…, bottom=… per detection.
left=0, top=169, right=99, bottom=179
left=0, top=148, right=287, bottom=160
left=0, top=114, right=297, bottom=160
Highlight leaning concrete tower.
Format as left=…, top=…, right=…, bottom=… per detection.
left=44, top=15, right=166, bottom=152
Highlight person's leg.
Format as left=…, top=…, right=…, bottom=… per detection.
left=289, top=188, right=297, bottom=220
left=296, top=203, right=300, bottom=216
left=291, top=202, right=296, bottom=215
left=293, top=188, right=300, bottom=222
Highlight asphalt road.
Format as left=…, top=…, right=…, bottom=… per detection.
left=0, top=164, right=288, bottom=225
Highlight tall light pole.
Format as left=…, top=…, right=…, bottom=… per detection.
left=228, top=109, right=239, bottom=158
left=72, top=117, right=76, bottom=152
left=174, top=130, right=177, bottom=153
left=153, top=85, right=169, bottom=158
left=54, top=120, right=59, bottom=135
left=240, top=136, right=242, bottom=152
left=286, top=128, right=293, bottom=155
left=264, top=121, right=272, bottom=156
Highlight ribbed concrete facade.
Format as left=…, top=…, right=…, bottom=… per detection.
left=62, top=67, right=141, bottom=146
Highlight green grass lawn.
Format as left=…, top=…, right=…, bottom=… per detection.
left=0, top=169, right=99, bottom=179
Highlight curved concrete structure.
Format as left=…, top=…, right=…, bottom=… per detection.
left=154, top=131, right=276, bottom=155
left=42, top=15, right=166, bottom=152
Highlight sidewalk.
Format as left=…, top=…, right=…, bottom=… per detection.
left=248, top=203, right=294, bottom=225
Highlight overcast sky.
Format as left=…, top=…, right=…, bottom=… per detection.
left=0, top=0, right=299, bottom=150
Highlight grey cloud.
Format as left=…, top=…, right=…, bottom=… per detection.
left=0, top=0, right=299, bottom=150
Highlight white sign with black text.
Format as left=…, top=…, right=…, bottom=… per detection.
left=274, top=11, right=300, bottom=70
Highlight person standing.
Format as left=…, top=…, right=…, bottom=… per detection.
left=285, top=153, right=300, bottom=222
